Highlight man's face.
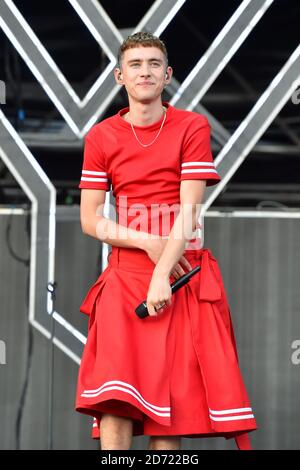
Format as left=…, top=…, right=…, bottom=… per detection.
left=115, top=46, right=172, bottom=104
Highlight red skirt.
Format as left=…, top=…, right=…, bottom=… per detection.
left=75, top=246, right=257, bottom=450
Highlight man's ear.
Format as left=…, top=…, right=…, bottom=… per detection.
left=114, top=68, right=123, bottom=85
left=164, top=66, right=173, bottom=84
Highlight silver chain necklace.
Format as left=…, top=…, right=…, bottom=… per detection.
left=126, top=108, right=167, bottom=148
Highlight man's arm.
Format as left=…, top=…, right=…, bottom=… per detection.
left=153, top=180, right=206, bottom=277
left=80, top=188, right=153, bottom=251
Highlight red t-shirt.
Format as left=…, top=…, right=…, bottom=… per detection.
left=79, top=102, right=221, bottom=246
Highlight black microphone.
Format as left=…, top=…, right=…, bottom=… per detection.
left=135, top=265, right=201, bottom=319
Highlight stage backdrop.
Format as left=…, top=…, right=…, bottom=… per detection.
left=0, top=210, right=299, bottom=450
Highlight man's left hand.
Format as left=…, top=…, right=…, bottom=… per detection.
left=146, top=273, right=172, bottom=317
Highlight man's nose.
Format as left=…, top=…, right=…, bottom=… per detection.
left=140, top=66, right=151, bottom=77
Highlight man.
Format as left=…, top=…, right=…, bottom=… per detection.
left=75, top=32, right=257, bottom=450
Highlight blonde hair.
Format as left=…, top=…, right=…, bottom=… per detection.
left=118, top=31, right=168, bottom=67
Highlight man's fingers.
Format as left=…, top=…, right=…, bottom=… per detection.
left=172, top=265, right=183, bottom=279
left=180, top=256, right=193, bottom=272
left=171, top=268, right=179, bottom=279
left=176, top=263, right=186, bottom=276
left=172, top=256, right=193, bottom=280
left=155, top=303, right=164, bottom=310
left=146, top=302, right=157, bottom=317
left=147, top=299, right=170, bottom=316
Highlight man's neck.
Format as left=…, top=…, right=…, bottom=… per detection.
left=124, top=99, right=165, bottom=126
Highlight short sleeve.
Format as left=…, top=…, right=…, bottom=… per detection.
left=180, top=116, right=220, bottom=187
left=78, top=129, right=111, bottom=191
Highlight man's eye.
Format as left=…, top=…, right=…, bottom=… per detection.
left=151, top=62, right=160, bottom=67
left=131, top=63, right=140, bottom=67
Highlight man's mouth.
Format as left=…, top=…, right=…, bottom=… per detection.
left=138, top=82, right=154, bottom=86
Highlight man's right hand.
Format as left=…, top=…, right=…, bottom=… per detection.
left=144, top=237, right=192, bottom=280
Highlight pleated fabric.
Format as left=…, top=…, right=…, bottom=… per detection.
left=75, top=246, right=257, bottom=450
